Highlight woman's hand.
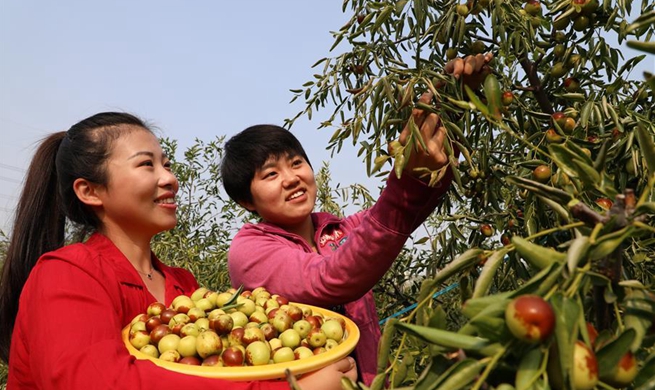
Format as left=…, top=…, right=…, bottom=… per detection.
left=296, top=357, right=357, bottom=390
left=392, top=53, right=492, bottom=182
left=444, top=52, right=494, bottom=90
left=396, top=91, right=449, bottom=180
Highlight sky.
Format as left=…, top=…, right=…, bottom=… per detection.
left=1, top=2, right=653, bottom=235
left=0, top=1, right=375, bottom=234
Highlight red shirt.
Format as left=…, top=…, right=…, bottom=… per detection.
left=8, top=233, right=288, bottom=390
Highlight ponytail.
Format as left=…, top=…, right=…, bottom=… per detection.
left=0, top=132, right=67, bottom=362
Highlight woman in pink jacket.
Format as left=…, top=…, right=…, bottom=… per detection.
left=221, top=54, right=493, bottom=385
left=0, top=112, right=356, bottom=389
left=221, top=93, right=451, bottom=385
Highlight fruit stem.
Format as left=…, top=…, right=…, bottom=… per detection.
left=564, top=267, right=587, bottom=298
left=544, top=284, right=559, bottom=301
left=633, top=220, right=655, bottom=234
left=561, top=256, right=592, bottom=296
left=495, top=119, right=550, bottom=158
left=636, top=174, right=654, bottom=207
left=588, top=222, right=604, bottom=244
left=387, top=333, right=408, bottom=382
left=613, top=296, right=625, bottom=332
left=596, top=381, right=617, bottom=389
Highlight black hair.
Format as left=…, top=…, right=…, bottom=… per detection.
left=221, top=124, right=311, bottom=206
left=0, top=112, right=151, bottom=363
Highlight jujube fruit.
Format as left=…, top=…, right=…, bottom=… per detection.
left=533, top=165, right=552, bottom=183
left=480, top=224, right=494, bottom=237
left=505, top=294, right=555, bottom=343
left=572, top=341, right=599, bottom=390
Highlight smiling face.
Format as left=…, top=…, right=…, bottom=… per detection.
left=243, top=153, right=316, bottom=231
left=93, top=127, right=179, bottom=240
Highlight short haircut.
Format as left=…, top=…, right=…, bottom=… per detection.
left=221, top=124, right=311, bottom=206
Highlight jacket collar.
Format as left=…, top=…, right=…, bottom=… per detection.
left=84, top=233, right=185, bottom=292
left=247, top=212, right=341, bottom=235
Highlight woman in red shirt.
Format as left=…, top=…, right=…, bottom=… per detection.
left=0, top=112, right=356, bottom=389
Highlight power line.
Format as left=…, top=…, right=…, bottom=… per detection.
left=0, top=162, right=26, bottom=173
left=0, top=176, right=21, bottom=184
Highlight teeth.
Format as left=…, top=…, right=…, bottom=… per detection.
left=289, top=191, right=304, bottom=200
left=155, top=198, right=175, bottom=204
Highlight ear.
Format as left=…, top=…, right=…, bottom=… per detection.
left=73, top=178, right=104, bottom=207
left=238, top=200, right=256, bottom=212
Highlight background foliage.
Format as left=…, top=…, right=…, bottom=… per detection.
left=282, top=0, right=655, bottom=389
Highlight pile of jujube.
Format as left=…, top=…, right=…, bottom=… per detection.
left=127, top=286, right=347, bottom=367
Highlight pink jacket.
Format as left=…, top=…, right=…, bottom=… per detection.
left=228, top=170, right=452, bottom=385
left=9, top=233, right=288, bottom=390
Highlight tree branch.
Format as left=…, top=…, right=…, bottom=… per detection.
left=518, top=54, right=554, bottom=115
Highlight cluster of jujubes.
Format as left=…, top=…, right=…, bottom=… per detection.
left=127, top=287, right=347, bottom=367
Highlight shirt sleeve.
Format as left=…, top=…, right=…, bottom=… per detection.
left=10, top=256, right=289, bottom=390
left=228, top=169, right=451, bottom=307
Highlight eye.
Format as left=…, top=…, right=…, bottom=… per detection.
left=163, top=160, right=172, bottom=170
left=139, top=160, right=154, bottom=167
left=263, top=170, right=277, bottom=179
left=292, top=158, right=304, bottom=167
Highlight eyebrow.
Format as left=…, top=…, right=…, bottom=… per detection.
left=259, top=154, right=299, bottom=170
left=128, top=151, right=169, bottom=160
left=260, top=160, right=278, bottom=170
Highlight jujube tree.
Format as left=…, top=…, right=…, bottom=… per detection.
left=286, top=0, right=655, bottom=388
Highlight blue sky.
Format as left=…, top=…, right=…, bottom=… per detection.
left=1, top=2, right=653, bottom=234
left=0, top=1, right=374, bottom=233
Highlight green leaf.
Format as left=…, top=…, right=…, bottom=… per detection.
left=461, top=292, right=512, bottom=320
left=635, top=122, right=655, bottom=175
left=395, top=322, right=502, bottom=356
left=566, top=236, right=591, bottom=274
left=427, top=305, right=448, bottom=330
left=635, top=202, right=655, bottom=216
left=434, top=358, right=487, bottom=390
left=589, top=226, right=634, bottom=261
left=472, top=247, right=512, bottom=298
left=625, top=10, right=655, bottom=33
left=634, top=353, right=655, bottom=389
left=414, top=356, right=449, bottom=390
left=420, top=248, right=484, bottom=291
left=627, top=40, right=655, bottom=54
left=512, top=236, right=566, bottom=270
left=465, top=85, right=491, bottom=117
left=623, top=289, right=655, bottom=351
left=537, top=195, right=571, bottom=223
left=372, top=5, right=393, bottom=31
left=516, top=348, right=544, bottom=390
left=550, top=293, right=582, bottom=389
left=549, top=143, right=599, bottom=187
left=596, top=329, right=636, bottom=375
left=469, top=315, right=508, bottom=340
left=483, top=73, right=503, bottom=120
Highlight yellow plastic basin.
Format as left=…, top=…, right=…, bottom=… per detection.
left=122, top=303, right=359, bottom=381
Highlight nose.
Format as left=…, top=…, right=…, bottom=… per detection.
left=280, top=167, right=300, bottom=188
left=160, top=166, right=179, bottom=192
